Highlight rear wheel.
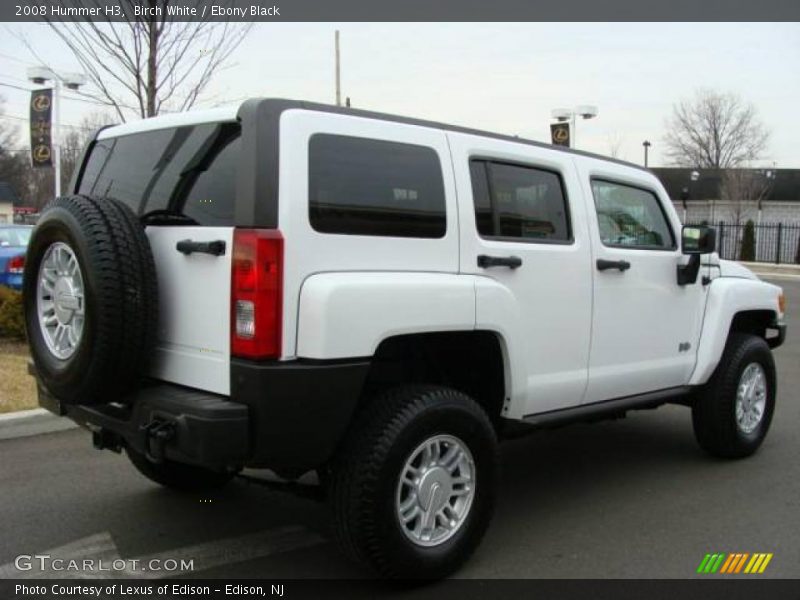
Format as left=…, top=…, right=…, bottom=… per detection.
left=330, top=386, right=497, bottom=580
left=692, top=333, right=776, bottom=458
left=126, top=447, right=236, bottom=492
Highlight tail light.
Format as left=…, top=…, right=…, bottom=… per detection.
left=6, top=255, right=24, bottom=274
left=231, top=229, right=283, bottom=359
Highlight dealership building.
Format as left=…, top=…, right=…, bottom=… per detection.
left=652, top=168, right=800, bottom=225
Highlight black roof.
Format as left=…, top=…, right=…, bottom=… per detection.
left=0, top=182, right=21, bottom=205
left=241, top=98, right=651, bottom=173
left=651, top=168, right=800, bottom=202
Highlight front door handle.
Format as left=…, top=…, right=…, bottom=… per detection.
left=478, top=255, right=523, bottom=269
left=596, top=258, right=631, bottom=272
left=176, top=239, right=226, bottom=256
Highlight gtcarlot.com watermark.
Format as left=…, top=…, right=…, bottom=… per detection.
left=13, top=553, right=194, bottom=574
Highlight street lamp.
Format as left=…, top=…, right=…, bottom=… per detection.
left=642, top=140, right=651, bottom=167
left=755, top=167, right=776, bottom=255
left=26, top=66, right=87, bottom=197
left=681, top=169, right=700, bottom=224
left=550, top=105, right=598, bottom=149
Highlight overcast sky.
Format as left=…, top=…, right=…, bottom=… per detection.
left=1, top=22, right=798, bottom=167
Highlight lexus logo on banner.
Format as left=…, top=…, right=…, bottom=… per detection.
left=550, top=122, right=570, bottom=147
left=30, top=88, right=53, bottom=168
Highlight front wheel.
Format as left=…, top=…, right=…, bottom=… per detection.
left=330, top=386, right=498, bottom=580
left=692, top=333, right=776, bottom=458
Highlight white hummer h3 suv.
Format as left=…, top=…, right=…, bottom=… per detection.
left=23, top=99, right=786, bottom=579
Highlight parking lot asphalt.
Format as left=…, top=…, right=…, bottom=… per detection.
left=0, top=278, right=797, bottom=580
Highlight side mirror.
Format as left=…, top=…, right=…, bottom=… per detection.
left=682, top=225, right=716, bottom=255
left=678, top=225, right=716, bottom=286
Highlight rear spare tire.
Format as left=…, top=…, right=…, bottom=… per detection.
left=23, top=195, right=158, bottom=405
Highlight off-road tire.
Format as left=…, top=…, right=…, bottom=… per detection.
left=692, top=333, right=776, bottom=458
left=126, top=447, right=236, bottom=492
left=23, top=195, right=158, bottom=405
left=330, top=386, right=498, bottom=580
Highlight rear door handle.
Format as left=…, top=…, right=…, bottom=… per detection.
left=176, top=239, right=226, bottom=256
left=477, top=255, right=523, bottom=269
left=596, top=258, right=631, bottom=272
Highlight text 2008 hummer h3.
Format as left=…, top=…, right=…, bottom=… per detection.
left=23, top=99, right=786, bottom=579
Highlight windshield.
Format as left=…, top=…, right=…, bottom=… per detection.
left=0, top=227, right=31, bottom=247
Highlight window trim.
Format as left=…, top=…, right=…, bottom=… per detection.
left=589, top=176, right=677, bottom=252
left=307, top=132, right=448, bottom=240
left=469, top=157, right=574, bottom=246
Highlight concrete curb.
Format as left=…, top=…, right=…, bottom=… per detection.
left=741, top=262, right=800, bottom=277
left=0, top=407, right=77, bottom=441
left=740, top=261, right=800, bottom=270
left=749, top=270, right=800, bottom=281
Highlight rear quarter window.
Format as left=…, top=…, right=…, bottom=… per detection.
left=78, top=123, right=240, bottom=227
left=308, top=134, right=447, bottom=238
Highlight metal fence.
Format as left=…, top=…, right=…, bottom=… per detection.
left=687, top=221, right=800, bottom=264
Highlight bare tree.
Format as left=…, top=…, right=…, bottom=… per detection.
left=606, top=132, right=625, bottom=159
left=0, top=97, right=30, bottom=204
left=0, top=102, right=112, bottom=208
left=44, top=2, right=252, bottom=121
left=0, top=97, right=16, bottom=153
left=59, top=112, right=115, bottom=192
left=719, top=169, right=774, bottom=226
left=664, top=90, right=770, bottom=168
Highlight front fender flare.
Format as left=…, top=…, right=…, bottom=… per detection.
left=689, top=278, right=782, bottom=385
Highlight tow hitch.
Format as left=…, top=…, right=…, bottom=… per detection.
left=140, top=419, right=177, bottom=463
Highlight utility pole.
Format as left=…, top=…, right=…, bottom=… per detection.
left=335, top=30, right=341, bottom=106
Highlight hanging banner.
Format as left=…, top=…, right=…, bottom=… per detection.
left=30, top=88, right=53, bottom=168
left=550, top=122, right=570, bottom=147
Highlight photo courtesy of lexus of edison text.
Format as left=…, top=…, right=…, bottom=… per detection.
left=0, top=2, right=799, bottom=599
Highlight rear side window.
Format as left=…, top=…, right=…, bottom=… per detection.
left=308, top=134, right=446, bottom=238
left=470, top=160, right=571, bottom=242
left=78, top=123, right=240, bottom=226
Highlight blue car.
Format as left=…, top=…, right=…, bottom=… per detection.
left=0, top=225, right=33, bottom=291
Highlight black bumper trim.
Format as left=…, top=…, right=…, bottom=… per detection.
left=41, top=357, right=371, bottom=473
left=767, top=322, right=786, bottom=349
left=64, top=384, right=249, bottom=470
left=231, top=357, right=370, bottom=472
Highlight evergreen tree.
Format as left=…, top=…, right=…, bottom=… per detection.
left=739, top=220, right=756, bottom=262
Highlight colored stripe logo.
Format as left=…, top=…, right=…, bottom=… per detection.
left=697, top=553, right=773, bottom=574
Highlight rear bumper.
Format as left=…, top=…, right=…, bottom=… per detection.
left=56, top=384, right=250, bottom=470
left=231, top=358, right=370, bottom=472
left=38, top=357, right=370, bottom=473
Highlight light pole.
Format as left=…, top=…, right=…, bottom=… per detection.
left=27, top=66, right=87, bottom=198
left=679, top=170, right=699, bottom=224
left=642, top=140, right=651, bottom=167
left=755, top=167, right=776, bottom=258
left=551, top=105, right=598, bottom=149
